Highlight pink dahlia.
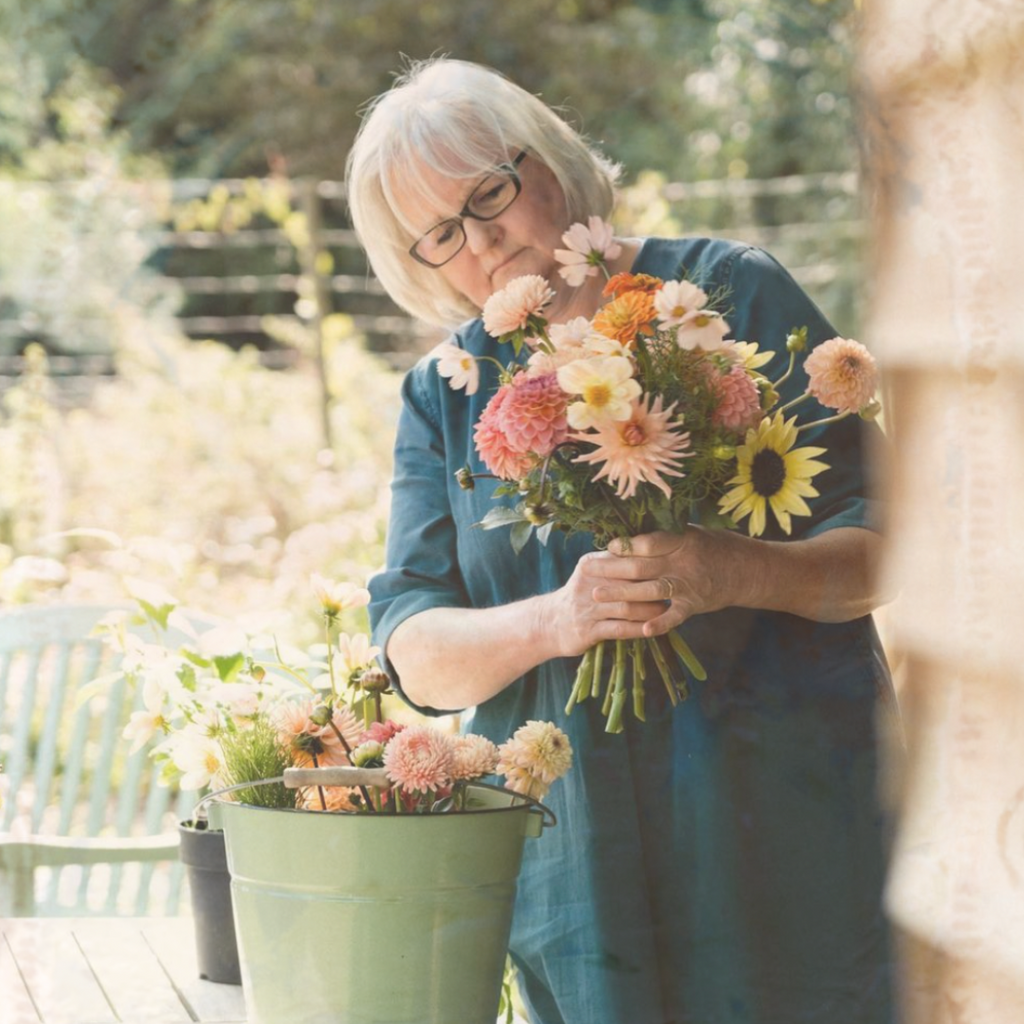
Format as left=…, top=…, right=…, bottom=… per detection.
left=450, top=733, right=500, bottom=780
left=474, top=374, right=569, bottom=479
left=572, top=395, right=692, bottom=500
left=473, top=385, right=534, bottom=480
left=360, top=719, right=406, bottom=746
left=709, top=365, right=763, bottom=432
left=482, top=275, right=555, bottom=338
left=383, top=725, right=456, bottom=795
left=803, top=337, right=878, bottom=414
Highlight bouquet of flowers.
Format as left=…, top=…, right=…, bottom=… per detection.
left=435, top=217, right=881, bottom=733
left=96, top=575, right=572, bottom=814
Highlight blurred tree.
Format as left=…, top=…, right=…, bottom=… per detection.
left=1, top=0, right=860, bottom=183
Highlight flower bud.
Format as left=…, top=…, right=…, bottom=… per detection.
left=357, top=666, right=391, bottom=694
left=525, top=503, right=553, bottom=526
left=308, top=703, right=332, bottom=727
left=858, top=398, right=883, bottom=421
left=757, top=379, right=779, bottom=409
left=454, top=466, right=475, bottom=491
left=712, top=444, right=737, bottom=460
left=251, top=664, right=266, bottom=683
left=786, top=326, right=808, bottom=353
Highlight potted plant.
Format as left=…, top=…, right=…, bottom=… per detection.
left=99, top=576, right=572, bottom=1021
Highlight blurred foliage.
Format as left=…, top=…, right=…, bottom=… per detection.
left=1, top=0, right=861, bottom=182
left=0, top=322, right=399, bottom=643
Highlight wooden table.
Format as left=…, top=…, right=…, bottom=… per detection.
left=0, top=918, right=245, bottom=1023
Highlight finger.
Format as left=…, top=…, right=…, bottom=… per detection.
left=592, top=579, right=677, bottom=604
left=588, top=598, right=667, bottom=622
left=584, top=553, right=667, bottom=582
left=608, top=531, right=681, bottom=558
left=640, top=607, right=687, bottom=638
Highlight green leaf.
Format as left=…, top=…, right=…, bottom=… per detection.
left=138, top=598, right=173, bottom=631
left=213, top=653, right=245, bottom=683
left=476, top=506, right=528, bottom=530
left=510, top=520, right=533, bottom=555
left=75, top=671, right=125, bottom=708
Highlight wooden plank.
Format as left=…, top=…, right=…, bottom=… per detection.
left=143, top=919, right=247, bottom=1023
left=72, top=920, right=192, bottom=1023
left=2, top=919, right=115, bottom=1024
left=0, top=926, right=42, bottom=1023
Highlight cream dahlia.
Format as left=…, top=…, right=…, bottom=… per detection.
left=482, top=275, right=555, bottom=338
left=572, top=395, right=692, bottom=500
left=496, top=721, right=573, bottom=800
left=450, top=733, right=500, bottom=780
left=557, top=356, right=641, bottom=430
left=803, top=337, right=878, bottom=414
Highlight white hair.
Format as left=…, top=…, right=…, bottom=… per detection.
left=344, top=58, right=621, bottom=328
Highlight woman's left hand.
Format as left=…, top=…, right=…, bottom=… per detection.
left=580, top=528, right=745, bottom=639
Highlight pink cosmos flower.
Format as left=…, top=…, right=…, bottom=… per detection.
left=708, top=365, right=763, bottom=432
left=451, top=734, right=500, bottom=780
left=803, top=337, right=878, bottom=414
left=383, top=725, right=456, bottom=795
left=653, top=280, right=708, bottom=328
left=553, top=217, right=623, bottom=286
left=496, top=721, right=573, bottom=800
left=572, top=395, right=692, bottom=500
left=675, top=310, right=730, bottom=352
left=482, top=275, right=555, bottom=338
left=434, top=341, right=480, bottom=395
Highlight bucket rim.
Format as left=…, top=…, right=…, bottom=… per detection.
left=195, top=780, right=557, bottom=829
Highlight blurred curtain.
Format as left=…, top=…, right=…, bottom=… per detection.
left=859, top=1, right=1024, bottom=1021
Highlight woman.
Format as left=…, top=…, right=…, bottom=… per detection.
left=348, top=58, right=896, bottom=1024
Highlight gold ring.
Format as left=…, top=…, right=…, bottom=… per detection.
left=660, top=576, right=675, bottom=601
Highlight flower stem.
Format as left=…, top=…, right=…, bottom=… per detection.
left=324, top=615, right=338, bottom=699
left=565, top=645, right=595, bottom=715
left=326, top=718, right=375, bottom=812
left=649, top=637, right=678, bottom=707
left=631, top=639, right=646, bottom=722
left=310, top=751, right=327, bottom=811
left=590, top=640, right=605, bottom=700
left=666, top=629, right=707, bottom=683
left=776, top=392, right=812, bottom=416
left=795, top=410, right=852, bottom=433
left=604, top=640, right=628, bottom=734
left=772, top=348, right=798, bottom=390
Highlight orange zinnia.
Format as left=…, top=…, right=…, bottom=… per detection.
left=592, top=291, right=656, bottom=346
left=602, top=272, right=663, bottom=299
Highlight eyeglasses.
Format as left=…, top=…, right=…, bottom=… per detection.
left=409, top=150, right=528, bottom=268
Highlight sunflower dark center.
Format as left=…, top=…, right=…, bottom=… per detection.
left=750, top=449, right=786, bottom=497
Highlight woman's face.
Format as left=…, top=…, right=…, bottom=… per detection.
left=399, top=154, right=573, bottom=312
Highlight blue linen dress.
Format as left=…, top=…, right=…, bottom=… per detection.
left=369, top=238, right=897, bottom=1024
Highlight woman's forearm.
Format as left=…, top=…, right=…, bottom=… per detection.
left=385, top=594, right=563, bottom=711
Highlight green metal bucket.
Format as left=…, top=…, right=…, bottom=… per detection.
left=208, top=782, right=549, bottom=1024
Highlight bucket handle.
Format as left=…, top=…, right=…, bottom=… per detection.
left=190, top=773, right=558, bottom=831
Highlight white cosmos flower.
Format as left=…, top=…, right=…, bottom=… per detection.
left=433, top=342, right=480, bottom=395
left=122, top=678, right=169, bottom=754
left=653, top=280, right=708, bottom=328
left=172, top=729, right=225, bottom=792
left=676, top=309, right=730, bottom=352
left=334, top=631, right=382, bottom=678
left=557, top=356, right=641, bottom=430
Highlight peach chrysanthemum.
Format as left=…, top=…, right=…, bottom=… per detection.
left=473, top=385, right=534, bottom=480
left=450, top=734, right=500, bottom=781
left=496, top=721, right=573, bottom=801
left=592, top=291, right=656, bottom=346
left=709, top=365, right=763, bottom=433
left=383, top=725, right=456, bottom=795
left=497, top=372, right=570, bottom=458
left=482, top=275, right=555, bottom=338
left=602, top=272, right=663, bottom=299
left=299, top=784, right=360, bottom=813
left=572, top=395, right=692, bottom=500
left=803, top=337, right=878, bottom=414
left=274, top=698, right=362, bottom=769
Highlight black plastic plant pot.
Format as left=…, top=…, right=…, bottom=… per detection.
left=177, top=820, right=242, bottom=985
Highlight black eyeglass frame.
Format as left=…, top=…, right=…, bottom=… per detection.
left=408, top=150, right=529, bottom=268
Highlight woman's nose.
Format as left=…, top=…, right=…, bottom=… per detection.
left=463, top=217, right=499, bottom=254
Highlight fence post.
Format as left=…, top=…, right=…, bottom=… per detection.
left=297, top=178, right=333, bottom=450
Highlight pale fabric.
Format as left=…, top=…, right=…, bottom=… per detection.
left=860, top=2, right=1024, bottom=1020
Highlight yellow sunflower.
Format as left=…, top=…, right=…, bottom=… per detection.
left=718, top=412, right=829, bottom=537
